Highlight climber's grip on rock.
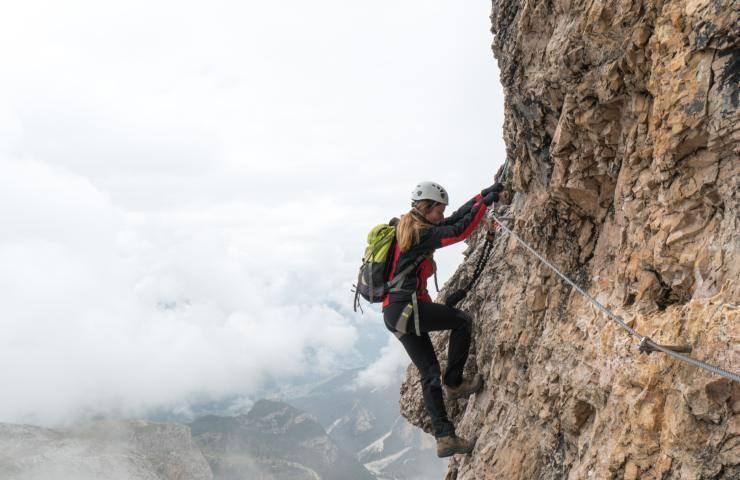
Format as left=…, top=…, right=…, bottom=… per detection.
left=481, top=182, right=505, bottom=196
left=481, top=182, right=508, bottom=206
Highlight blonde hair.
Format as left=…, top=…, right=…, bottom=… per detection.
left=397, top=200, right=436, bottom=252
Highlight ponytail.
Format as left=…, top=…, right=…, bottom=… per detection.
left=397, top=200, right=436, bottom=252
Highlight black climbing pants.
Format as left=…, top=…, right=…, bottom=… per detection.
left=383, top=300, right=473, bottom=438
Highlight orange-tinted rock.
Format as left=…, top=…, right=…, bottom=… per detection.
left=399, top=0, right=740, bottom=478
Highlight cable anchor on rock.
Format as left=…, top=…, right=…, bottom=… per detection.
left=638, top=337, right=693, bottom=355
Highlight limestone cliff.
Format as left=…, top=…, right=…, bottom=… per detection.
left=399, top=1, right=739, bottom=478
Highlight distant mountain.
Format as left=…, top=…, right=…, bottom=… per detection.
left=0, top=402, right=374, bottom=480
left=291, top=369, right=398, bottom=452
left=0, top=364, right=447, bottom=480
left=190, top=399, right=375, bottom=480
left=359, top=416, right=443, bottom=480
left=290, top=370, right=447, bottom=480
left=0, top=420, right=213, bottom=480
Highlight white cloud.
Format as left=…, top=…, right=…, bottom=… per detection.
left=0, top=160, right=360, bottom=423
left=0, top=0, right=504, bottom=425
left=354, top=336, right=410, bottom=390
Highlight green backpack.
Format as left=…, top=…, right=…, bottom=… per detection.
left=352, top=219, right=426, bottom=312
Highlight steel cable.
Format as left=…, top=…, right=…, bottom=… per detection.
left=488, top=210, right=740, bottom=383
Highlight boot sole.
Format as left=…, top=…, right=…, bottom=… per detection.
left=437, top=447, right=473, bottom=458
left=445, top=377, right=483, bottom=401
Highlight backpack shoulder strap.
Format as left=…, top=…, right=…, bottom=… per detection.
left=387, top=252, right=430, bottom=291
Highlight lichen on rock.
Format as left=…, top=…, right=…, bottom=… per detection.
left=399, top=1, right=739, bottom=478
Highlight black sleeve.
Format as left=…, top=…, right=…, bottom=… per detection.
left=438, top=194, right=481, bottom=226
left=481, top=182, right=505, bottom=196
left=417, top=201, right=486, bottom=250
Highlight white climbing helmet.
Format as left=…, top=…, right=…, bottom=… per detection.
left=411, top=181, right=449, bottom=205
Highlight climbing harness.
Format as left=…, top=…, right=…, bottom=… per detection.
left=487, top=210, right=740, bottom=383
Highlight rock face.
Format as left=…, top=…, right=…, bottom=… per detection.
left=399, top=1, right=739, bottom=479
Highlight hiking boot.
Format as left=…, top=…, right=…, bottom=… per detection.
left=436, top=434, right=474, bottom=457
left=445, top=374, right=483, bottom=400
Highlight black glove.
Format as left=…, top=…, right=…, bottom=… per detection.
left=482, top=191, right=499, bottom=206
left=481, top=182, right=505, bottom=197
left=445, top=289, right=467, bottom=308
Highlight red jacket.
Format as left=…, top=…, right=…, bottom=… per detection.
left=383, top=193, right=487, bottom=308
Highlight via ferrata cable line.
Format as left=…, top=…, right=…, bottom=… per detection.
left=487, top=209, right=740, bottom=383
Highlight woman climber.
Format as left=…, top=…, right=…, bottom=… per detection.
left=382, top=180, right=506, bottom=458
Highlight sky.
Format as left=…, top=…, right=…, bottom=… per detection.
left=0, top=0, right=506, bottom=425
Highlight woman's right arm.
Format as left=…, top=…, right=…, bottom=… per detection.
left=438, top=194, right=482, bottom=226
left=421, top=200, right=488, bottom=249
left=438, top=182, right=503, bottom=227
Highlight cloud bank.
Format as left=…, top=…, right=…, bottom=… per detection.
left=0, top=0, right=504, bottom=425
